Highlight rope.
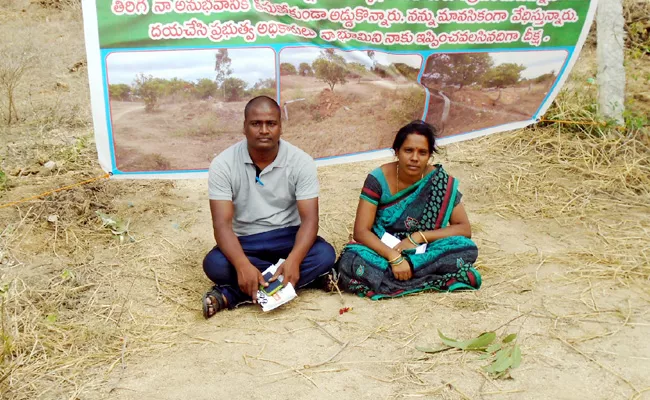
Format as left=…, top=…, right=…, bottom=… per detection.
left=0, top=172, right=111, bottom=210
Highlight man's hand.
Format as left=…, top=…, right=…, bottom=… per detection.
left=237, top=264, right=267, bottom=303
left=270, top=259, right=300, bottom=288
left=391, top=258, right=412, bottom=281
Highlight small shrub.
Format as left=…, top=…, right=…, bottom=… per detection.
left=390, top=87, right=426, bottom=124
left=0, top=168, right=7, bottom=191
left=133, top=73, right=164, bottom=112
left=0, top=43, right=35, bottom=125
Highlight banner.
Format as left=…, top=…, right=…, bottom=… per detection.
left=82, top=0, right=597, bottom=178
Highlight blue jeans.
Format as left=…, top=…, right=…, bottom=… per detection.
left=203, top=226, right=336, bottom=307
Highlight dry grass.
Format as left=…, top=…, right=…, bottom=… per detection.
left=624, top=0, right=650, bottom=55
left=0, top=3, right=649, bottom=399
left=466, top=125, right=650, bottom=283
left=0, top=1, right=89, bottom=133
left=0, top=178, right=196, bottom=399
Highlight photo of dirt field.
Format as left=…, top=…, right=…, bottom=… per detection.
left=279, top=48, right=425, bottom=159
left=106, top=48, right=276, bottom=172
left=422, top=50, right=568, bottom=137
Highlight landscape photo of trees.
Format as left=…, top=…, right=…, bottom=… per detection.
left=106, top=48, right=276, bottom=171
left=278, top=48, right=425, bottom=159
left=422, top=50, right=569, bottom=136
left=106, top=47, right=567, bottom=169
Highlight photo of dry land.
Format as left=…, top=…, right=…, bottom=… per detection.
left=106, top=48, right=276, bottom=172
left=279, top=48, right=425, bottom=159
left=422, top=50, right=568, bottom=136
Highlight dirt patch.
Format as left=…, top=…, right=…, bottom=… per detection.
left=425, top=84, right=553, bottom=136
left=280, top=76, right=425, bottom=159
left=316, top=88, right=343, bottom=118
left=109, top=100, right=245, bottom=171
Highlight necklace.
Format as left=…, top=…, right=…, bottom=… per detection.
left=396, top=164, right=424, bottom=193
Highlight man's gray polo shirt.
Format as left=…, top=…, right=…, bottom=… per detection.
left=208, top=139, right=319, bottom=236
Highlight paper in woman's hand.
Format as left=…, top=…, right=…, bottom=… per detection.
left=380, top=232, right=401, bottom=248
left=381, top=232, right=427, bottom=254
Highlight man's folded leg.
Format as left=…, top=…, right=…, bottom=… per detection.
left=202, top=247, right=273, bottom=308
left=235, top=226, right=336, bottom=288
left=296, top=237, right=336, bottom=288
left=202, top=227, right=336, bottom=309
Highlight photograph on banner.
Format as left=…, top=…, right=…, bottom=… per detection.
left=106, top=47, right=276, bottom=172
left=279, top=47, right=425, bottom=159
left=422, top=50, right=569, bottom=137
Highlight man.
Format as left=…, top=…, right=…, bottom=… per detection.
left=202, top=96, right=336, bottom=318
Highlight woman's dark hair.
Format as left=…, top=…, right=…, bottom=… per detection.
left=391, top=120, right=438, bottom=155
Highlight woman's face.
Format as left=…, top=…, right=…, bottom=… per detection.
left=396, top=133, right=430, bottom=178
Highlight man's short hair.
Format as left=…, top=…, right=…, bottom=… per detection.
left=244, top=96, right=281, bottom=120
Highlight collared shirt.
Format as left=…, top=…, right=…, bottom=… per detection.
left=208, top=139, right=319, bottom=236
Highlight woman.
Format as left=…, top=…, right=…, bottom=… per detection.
left=338, top=120, right=481, bottom=299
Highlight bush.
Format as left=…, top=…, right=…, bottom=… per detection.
left=108, top=84, right=131, bottom=101
left=390, top=87, right=427, bottom=124
left=133, top=73, right=165, bottom=112
left=280, top=63, right=297, bottom=76
left=249, top=87, right=276, bottom=98
left=222, top=77, right=247, bottom=102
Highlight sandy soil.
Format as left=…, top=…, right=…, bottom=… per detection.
left=71, top=149, right=649, bottom=400
left=280, top=76, right=425, bottom=159
left=1, top=3, right=650, bottom=400
left=110, top=100, right=245, bottom=171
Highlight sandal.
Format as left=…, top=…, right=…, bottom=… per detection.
left=202, top=286, right=228, bottom=319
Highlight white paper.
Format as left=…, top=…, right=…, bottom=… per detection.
left=380, top=232, right=401, bottom=248
left=256, top=259, right=296, bottom=312
left=257, top=283, right=297, bottom=312
left=382, top=232, right=427, bottom=254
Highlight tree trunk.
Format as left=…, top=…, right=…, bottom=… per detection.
left=596, top=0, right=626, bottom=125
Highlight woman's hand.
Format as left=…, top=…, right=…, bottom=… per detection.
left=395, top=236, right=419, bottom=251
left=391, top=258, right=412, bottom=281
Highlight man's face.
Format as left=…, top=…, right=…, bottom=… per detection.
left=244, top=102, right=282, bottom=152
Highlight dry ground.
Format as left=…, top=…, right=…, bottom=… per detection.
left=425, top=83, right=554, bottom=137
left=110, top=74, right=424, bottom=171
left=1, top=2, right=650, bottom=400
left=280, top=75, right=425, bottom=159
left=110, top=100, right=245, bottom=171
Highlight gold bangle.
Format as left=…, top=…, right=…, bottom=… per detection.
left=390, top=256, right=405, bottom=265
left=418, top=231, right=428, bottom=244
left=407, top=234, right=419, bottom=246
left=388, top=254, right=402, bottom=264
